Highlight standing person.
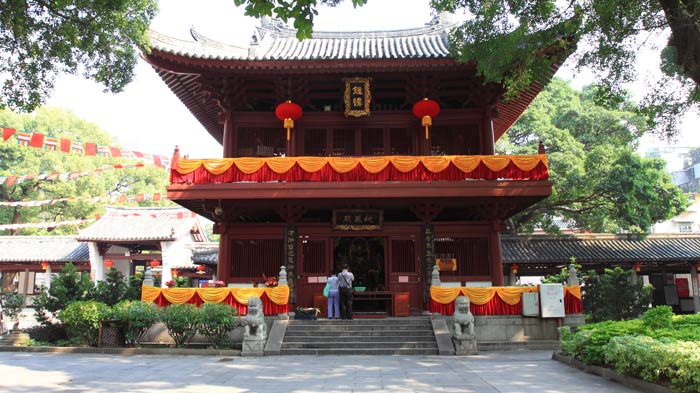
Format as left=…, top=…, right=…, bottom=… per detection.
left=338, top=263, right=354, bottom=320
left=327, top=271, right=340, bottom=319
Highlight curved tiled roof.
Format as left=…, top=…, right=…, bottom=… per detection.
left=0, top=236, right=89, bottom=263
left=502, top=234, right=700, bottom=264
left=76, top=206, right=202, bottom=242
left=190, top=242, right=219, bottom=266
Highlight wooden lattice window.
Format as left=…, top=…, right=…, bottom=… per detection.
left=333, top=128, right=355, bottom=156
left=430, top=125, right=480, bottom=156
left=434, top=237, right=489, bottom=276
left=237, top=127, right=285, bottom=157
left=391, top=239, right=415, bottom=273
left=230, top=239, right=284, bottom=278
left=303, top=128, right=327, bottom=156
left=302, top=239, right=326, bottom=274
left=361, top=128, right=384, bottom=156
left=389, top=128, right=413, bottom=155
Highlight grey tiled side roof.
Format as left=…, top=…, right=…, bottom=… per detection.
left=149, top=18, right=453, bottom=61
left=190, top=242, right=219, bottom=266
left=76, top=206, right=200, bottom=242
left=0, top=236, right=89, bottom=263
left=502, top=234, right=700, bottom=264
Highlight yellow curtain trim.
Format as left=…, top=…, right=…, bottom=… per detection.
left=266, top=285, right=290, bottom=305
left=201, top=159, right=236, bottom=175
left=328, top=157, right=360, bottom=173
left=421, top=156, right=451, bottom=173
left=233, top=158, right=265, bottom=175
left=266, top=157, right=297, bottom=174
left=510, top=156, right=541, bottom=171
left=359, top=156, right=391, bottom=174
left=565, top=285, right=581, bottom=299
left=481, top=156, right=512, bottom=172
left=452, top=156, right=481, bottom=173
left=175, top=159, right=206, bottom=175
left=296, top=157, right=328, bottom=173
left=141, top=285, right=161, bottom=302
left=431, top=286, right=542, bottom=305
left=430, top=286, right=462, bottom=305
left=496, top=286, right=539, bottom=305
left=390, top=156, right=421, bottom=173
left=161, top=287, right=196, bottom=304
left=460, top=287, right=497, bottom=305
left=198, top=288, right=230, bottom=303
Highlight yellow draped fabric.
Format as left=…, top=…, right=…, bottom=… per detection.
left=564, top=285, right=581, bottom=299
left=140, top=285, right=290, bottom=306
left=430, top=285, right=573, bottom=305
left=174, top=155, right=548, bottom=176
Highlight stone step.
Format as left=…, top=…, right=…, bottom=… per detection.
left=288, top=317, right=429, bottom=325
left=279, top=347, right=439, bottom=356
left=477, top=340, right=560, bottom=351
left=285, top=330, right=435, bottom=338
left=286, top=324, right=432, bottom=332
left=282, top=341, right=438, bottom=349
left=283, top=335, right=437, bottom=343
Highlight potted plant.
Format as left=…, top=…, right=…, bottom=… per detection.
left=263, top=274, right=278, bottom=287
left=165, top=280, right=176, bottom=288
left=0, top=292, right=26, bottom=333
left=295, top=306, right=320, bottom=320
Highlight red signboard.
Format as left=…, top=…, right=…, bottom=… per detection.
left=676, top=278, right=690, bottom=298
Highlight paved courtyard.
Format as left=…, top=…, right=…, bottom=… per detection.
left=0, top=350, right=641, bottom=393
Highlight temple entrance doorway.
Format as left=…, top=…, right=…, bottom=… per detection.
left=333, top=237, right=385, bottom=291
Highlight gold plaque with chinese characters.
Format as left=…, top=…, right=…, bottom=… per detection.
left=343, top=77, right=372, bottom=117
left=332, top=209, right=383, bottom=231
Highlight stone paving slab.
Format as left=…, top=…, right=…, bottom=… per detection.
left=0, top=350, right=642, bottom=393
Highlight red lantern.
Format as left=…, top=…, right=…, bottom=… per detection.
left=275, top=100, right=303, bottom=141
left=197, top=265, right=206, bottom=275
left=633, top=263, right=641, bottom=272
left=694, top=262, right=700, bottom=271
left=150, top=259, right=160, bottom=268
left=104, top=259, right=114, bottom=268
left=171, top=269, right=179, bottom=278
left=412, top=98, right=440, bottom=140
left=510, top=264, right=519, bottom=275
left=41, top=261, right=49, bottom=270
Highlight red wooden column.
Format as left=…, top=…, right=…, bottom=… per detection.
left=222, top=109, right=235, bottom=158
left=489, top=220, right=505, bottom=286
left=481, top=108, right=495, bottom=155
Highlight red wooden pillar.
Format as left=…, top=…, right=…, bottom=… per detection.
left=222, top=110, right=234, bottom=158
left=489, top=221, right=505, bottom=286
left=482, top=108, right=495, bottom=155
left=217, top=231, right=231, bottom=283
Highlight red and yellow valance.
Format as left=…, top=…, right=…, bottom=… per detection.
left=429, top=285, right=582, bottom=315
left=141, top=285, right=289, bottom=315
left=170, top=154, right=548, bottom=184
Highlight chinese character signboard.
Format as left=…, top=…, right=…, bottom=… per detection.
left=422, top=225, right=435, bottom=303
left=285, top=225, right=297, bottom=302
left=344, top=77, right=372, bottom=117
left=332, top=209, right=382, bottom=231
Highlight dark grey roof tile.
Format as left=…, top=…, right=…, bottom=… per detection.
left=0, top=236, right=89, bottom=263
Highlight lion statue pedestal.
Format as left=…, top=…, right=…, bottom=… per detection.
left=452, top=295, right=478, bottom=355
left=242, top=296, right=267, bottom=356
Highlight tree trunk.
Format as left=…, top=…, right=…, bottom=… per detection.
left=659, top=0, right=700, bottom=87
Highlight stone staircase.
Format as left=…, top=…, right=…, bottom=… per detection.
left=280, top=317, right=439, bottom=355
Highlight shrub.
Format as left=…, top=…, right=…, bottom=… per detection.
left=198, top=303, right=240, bottom=349
left=91, top=268, right=129, bottom=306
left=582, top=267, right=653, bottom=322
left=642, top=306, right=674, bottom=329
left=1, top=292, right=26, bottom=323
left=112, top=300, right=160, bottom=346
left=160, top=303, right=201, bottom=347
left=24, top=323, right=69, bottom=344
left=33, top=262, right=93, bottom=325
left=59, top=300, right=111, bottom=346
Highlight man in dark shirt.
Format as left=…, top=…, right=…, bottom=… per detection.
left=338, top=264, right=355, bottom=320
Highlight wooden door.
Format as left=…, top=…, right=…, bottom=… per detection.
left=297, top=237, right=330, bottom=309
left=388, top=236, right=422, bottom=313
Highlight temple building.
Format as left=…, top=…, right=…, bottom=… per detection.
left=146, top=17, right=561, bottom=314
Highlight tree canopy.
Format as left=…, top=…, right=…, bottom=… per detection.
left=498, top=78, right=687, bottom=233
left=0, top=0, right=158, bottom=112
left=0, top=107, right=170, bottom=236
left=235, top=0, right=699, bottom=138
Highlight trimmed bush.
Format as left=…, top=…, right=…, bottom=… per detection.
left=59, top=300, right=111, bottom=346
left=24, top=323, right=69, bottom=344
left=112, top=300, right=160, bottom=346
left=0, top=292, right=25, bottom=324
left=642, top=305, right=673, bottom=329
left=198, top=303, right=240, bottom=349
left=160, top=303, right=201, bottom=347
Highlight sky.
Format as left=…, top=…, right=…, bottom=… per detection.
left=45, top=0, right=699, bottom=165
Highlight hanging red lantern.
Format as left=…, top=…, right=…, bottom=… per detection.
left=104, top=259, right=114, bottom=268
left=510, top=264, right=519, bottom=275
left=197, top=265, right=206, bottom=275
left=150, top=259, right=160, bottom=268
left=275, top=100, right=303, bottom=141
left=171, top=269, right=179, bottom=278
left=412, top=98, right=440, bottom=140
left=41, top=261, right=49, bottom=270
left=633, top=263, right=641, bottom=272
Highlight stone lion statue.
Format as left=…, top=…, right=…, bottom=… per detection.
left=244, top=296, right=267, bottom=340
left=453, top=295, right=475, bottom=337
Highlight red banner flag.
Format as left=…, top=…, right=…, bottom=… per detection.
left=84, top=143, right=97, bottom=156
left=29, top=133, right=44, bottom=148
left=59, top=138, right=71, bottom=153
left=152, top=193, right=161, bottom=202
left=2, top=127, right=15, bottom=141
left=109, top=147, right=122, bottom=157
left=5, top=176, right=17, bottom=187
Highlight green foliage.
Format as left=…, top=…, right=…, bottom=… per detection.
left=23, top=323, right=68, bottom=344
left=198, top=303, right=240, bottom=349
left=112, top=300, right=160, bottom=346
left=0, top=292, right=25, bottom=321
left=642, top=305, right=674, bottom=329
left=173, top=276, right=189, bottom=288
left=0, top=1, right=158, bottom=111
left=59, top=300, right=111, bottom=346
left=560, top=319, right=645, bottom=364
left=497, top=78, right=687, bottom=233
left=160, top=303, right=201, bottom=347
left=91, top=268, right=129, bottom=306
left=0, top=107, right=172, bottom=236
left=124, top=274, right=144, bottom=301
left=582, top=267, right=653, bottom=322
left=33, top=262, right=93, bottom=325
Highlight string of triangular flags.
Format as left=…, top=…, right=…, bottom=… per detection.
left=0, top=192, right=168, bottom=207
left=0, top=218, right=95, bottom=231
left=0, top=162, right=148, bottom=187
left=1, top=127, right=171, bottom=168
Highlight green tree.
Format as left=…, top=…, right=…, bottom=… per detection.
left=497, top=78, right=687, bottom=233
left=0, top=107, right=171, bottom=235
left=235, top=0, right=698, bottom=137
left=0, top=0, right=158, bottom=112
left=582, top=267, right=654, bottom=322
left=33, top=262, right=93, bottom=325
left=91, top=268, right=129, bottom=306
